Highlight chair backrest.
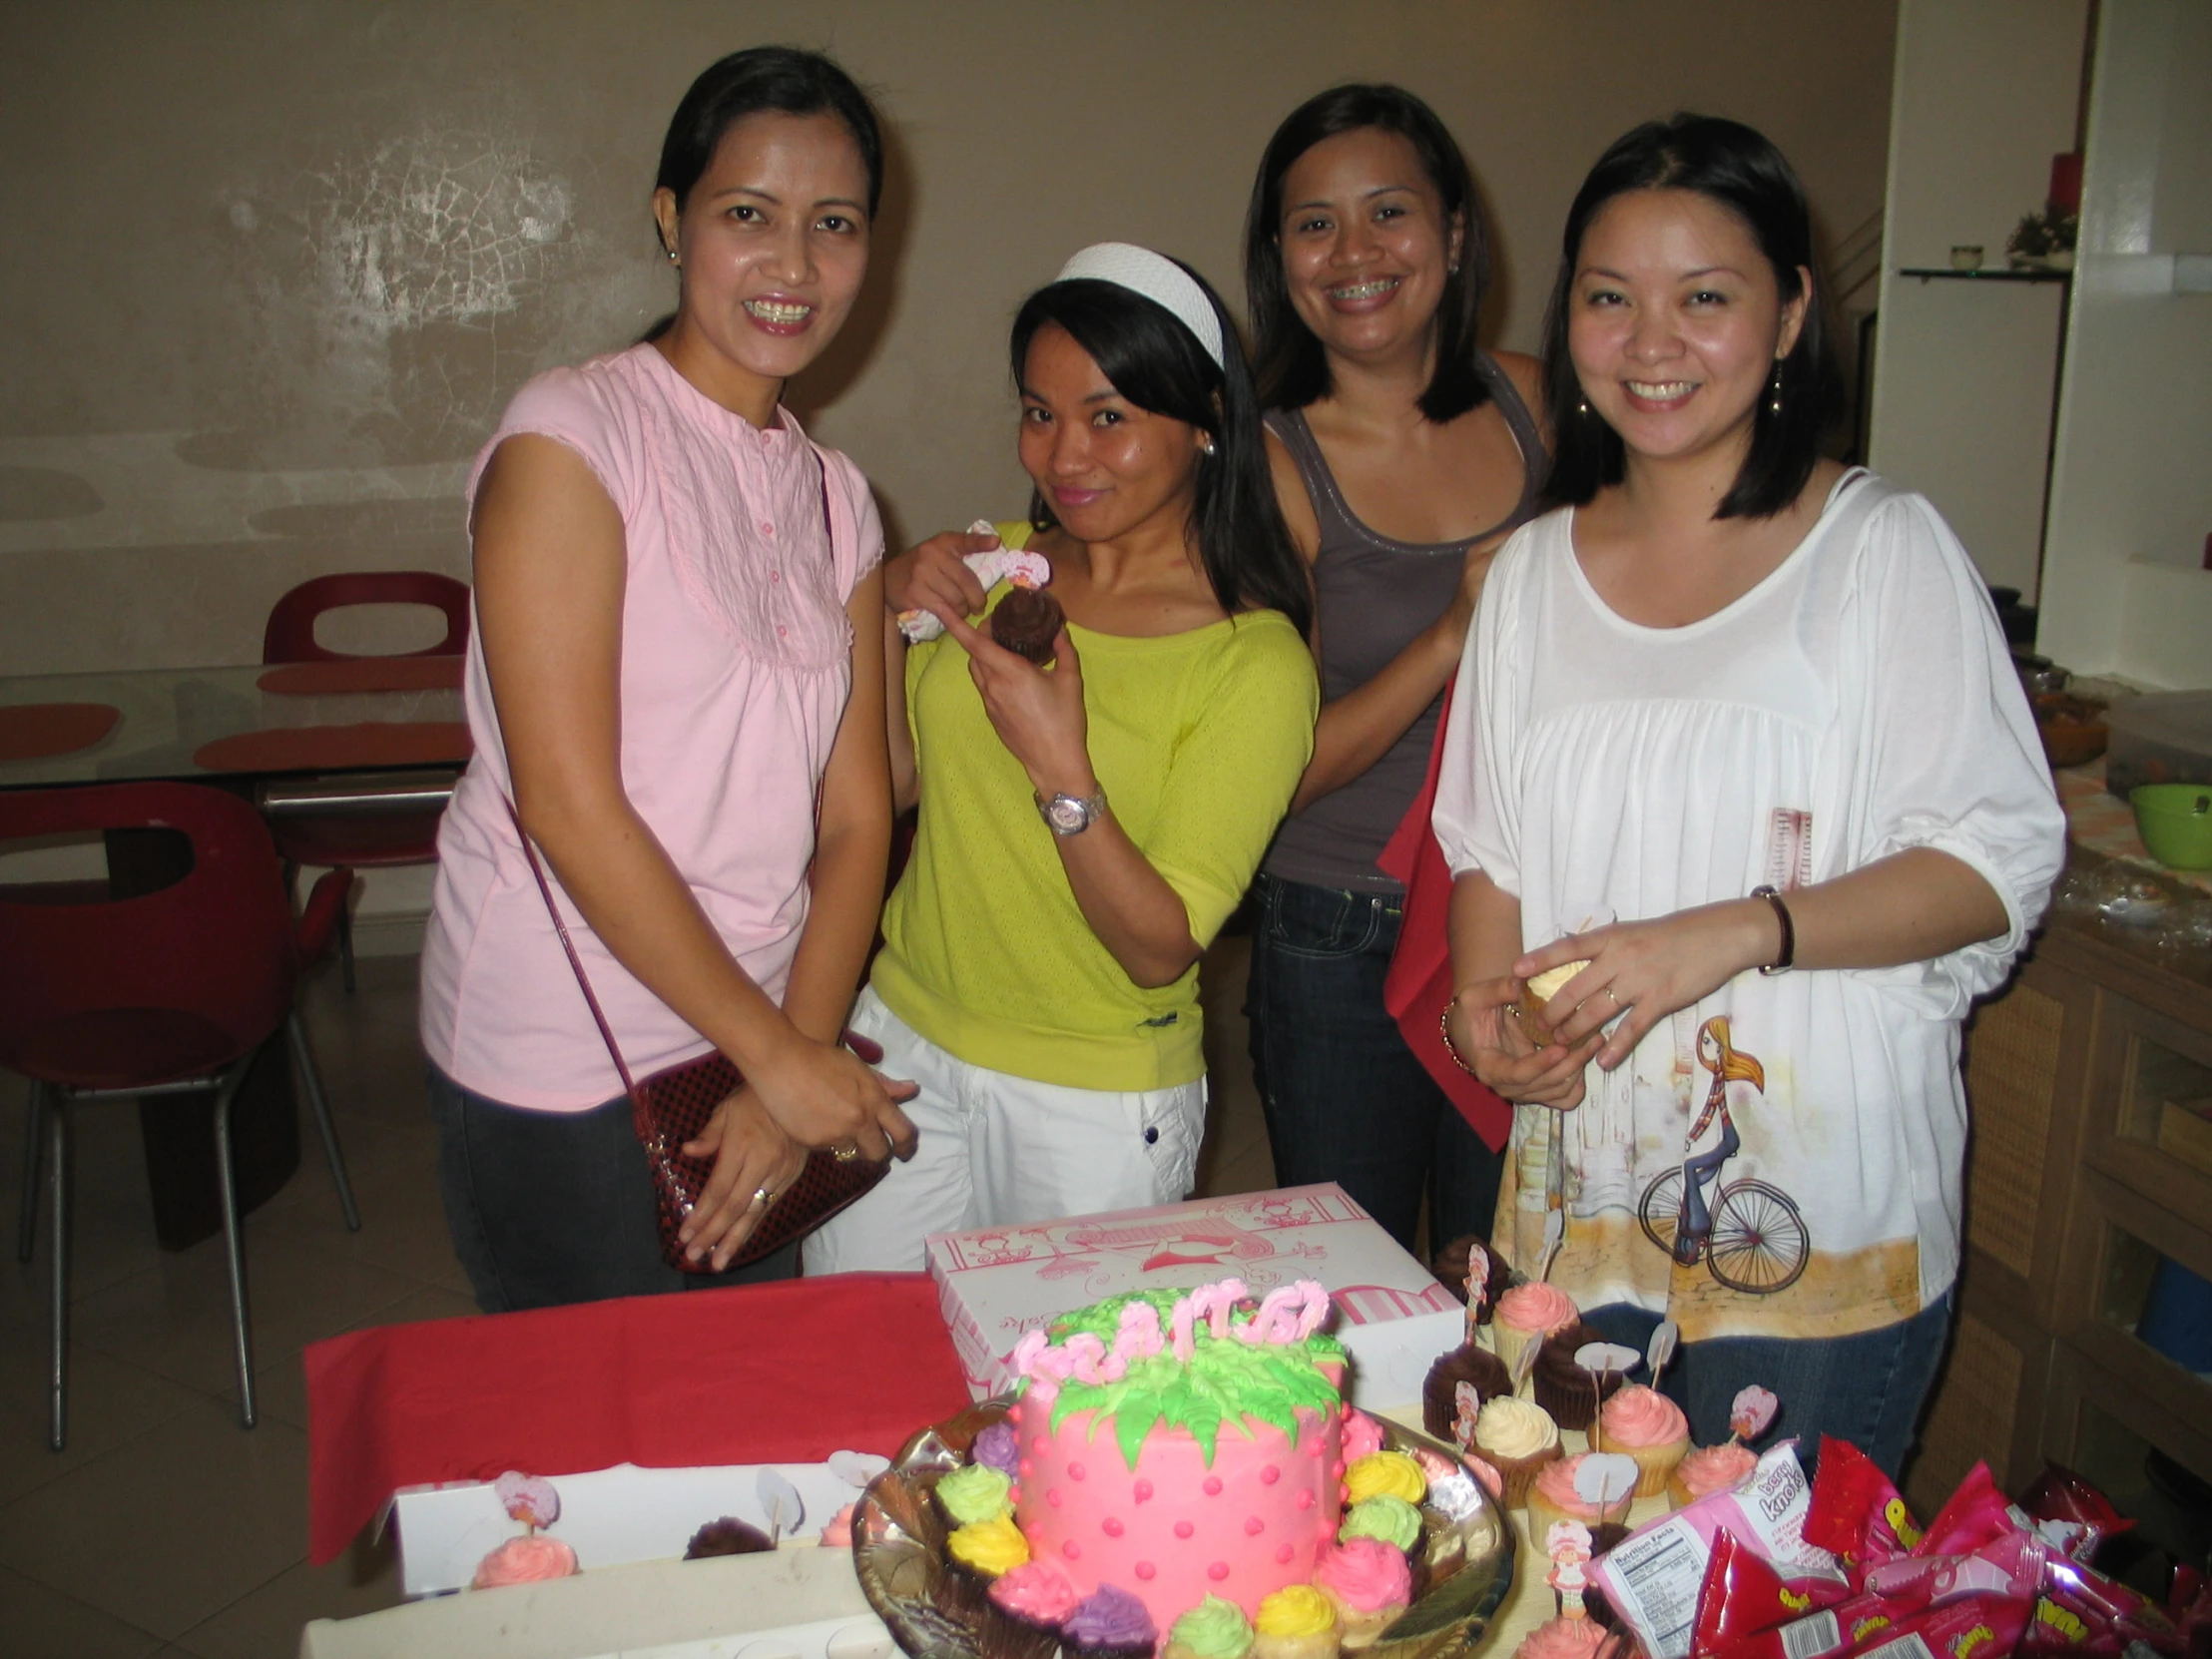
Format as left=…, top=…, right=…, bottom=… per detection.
left=0, top=784, right=297, bottom=1071
left=263, top=571, right=472, bottom=664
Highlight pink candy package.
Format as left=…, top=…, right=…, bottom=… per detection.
left=1591, top=1442, right=1848, bottom=1659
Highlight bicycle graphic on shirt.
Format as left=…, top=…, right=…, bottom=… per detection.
left=1636, top=1015, right=1810, bottom=1294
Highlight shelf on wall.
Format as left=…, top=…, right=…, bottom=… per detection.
left=1900, top=266, right=2073, bottom=282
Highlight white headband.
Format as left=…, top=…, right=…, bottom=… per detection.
left=1053, top=242, right=1226, bottom=369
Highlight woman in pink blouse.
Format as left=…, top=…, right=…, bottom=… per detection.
left=419, top=48, right=914, bottom=1310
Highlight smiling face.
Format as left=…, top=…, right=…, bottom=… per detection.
left=1017, top=322, right=1208, bottom=548
left=1277, top=126, right=1461, bottom=370
left=1567, top=188, right=1808, bottom=473
left=651, top=111, right=871, bottom=425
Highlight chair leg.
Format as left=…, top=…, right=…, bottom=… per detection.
left=48, top=1095, right=69, bottom=1452
left=288, top=1011, right=360, bottom=1232
left=17, top=1079, right=44, bottom=1264
left=337, top=896, right=356, bottom=993
left=212, top=1062, right=258, bottom=1429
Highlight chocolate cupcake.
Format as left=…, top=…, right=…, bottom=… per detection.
left=685, top=1516, right=774, bottom=1558
left=1433, top=1235, right=1515, bottom=1323
left=1423, top=1343, right=1513, bottom=1441
left=1531, top=1322, right=1627, bottom=1431
left=990, top=588, right=1064, bottom=664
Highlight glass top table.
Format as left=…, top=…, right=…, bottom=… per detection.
left=0, top=662, right=469, bottom=794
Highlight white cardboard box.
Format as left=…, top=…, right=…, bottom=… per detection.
left=299, top=1544, right=888, bottom=1659
left=387, top=1458, right=881, bottom=1599
left=925, top=1183, right=1460, bottom=1411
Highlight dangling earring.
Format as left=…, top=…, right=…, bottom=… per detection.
left=1767, top=362, right=1783, bottom=415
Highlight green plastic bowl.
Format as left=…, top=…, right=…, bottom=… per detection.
left=2131, top=784, right=2212, bottom=870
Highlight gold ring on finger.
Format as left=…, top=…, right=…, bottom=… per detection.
left=751, top=1185, right=774, bottom=1209
left=832, top=1143, right=860, bottom=1163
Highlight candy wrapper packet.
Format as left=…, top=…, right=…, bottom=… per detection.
left=1590, top=1441, right=1846, bottom=1659
left=894, top=522, right=1052, bottom=644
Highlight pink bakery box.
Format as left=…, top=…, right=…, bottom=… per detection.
left=925, top=1183, right=1461, bottom=1411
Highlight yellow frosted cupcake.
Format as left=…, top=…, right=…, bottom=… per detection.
left=1251, top=1585, right=1340, bottom=1659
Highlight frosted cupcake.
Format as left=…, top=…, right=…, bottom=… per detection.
left=936, top=1462, right=1013, bottom=1527
left=1595, top=1385, right=1690, bottom=1497
left=990, top=1559, right=1081, bottom=1638
left=1491, top=1282, right=1579, bottom=1381
left=1515, top=1615, right=1616, bottom=1659
left=1313, top=1536, right=1412, bottom=1652
left=472, top=1534, right=579, bottom=1587
left=1063, top=1585, right=1158, bottom=1659
left=1422, top=1344, right=1512, bottom=1441
left=1163, top=1594, right=1255, bottom=1659
left=1529, top=1323, right=1628, bottom=1430
left=1526, top=1454, right=1637, bottom=1537
left=1251, top=1584, right=1341, bottom=1659
left=1666, top=1442, right=1756, bottom=1509
left=1470, top=1395, right=1563, bottom=1508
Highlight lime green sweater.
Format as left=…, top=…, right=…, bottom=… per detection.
left=872, top=525, right=1318, bottom=1090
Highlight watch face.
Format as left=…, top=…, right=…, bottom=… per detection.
left=1044, top=796, right=1089, bottom=833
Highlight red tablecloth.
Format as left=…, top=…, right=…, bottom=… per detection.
left=304, top=1272, right=970, bottom=1564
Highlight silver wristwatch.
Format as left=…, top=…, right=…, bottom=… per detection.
left=1035, top=790, right=1109, bottom=836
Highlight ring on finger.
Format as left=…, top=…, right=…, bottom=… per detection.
left=831, top=1143, right=860, bottom=1164
left=750, top=1184, right=775, bottom=1209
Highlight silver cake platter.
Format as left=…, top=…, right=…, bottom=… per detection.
left=852, top=1397, right=1516, bottom=1659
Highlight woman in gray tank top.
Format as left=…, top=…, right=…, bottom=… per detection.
left=1241, top=85, right=1547, bottom=1256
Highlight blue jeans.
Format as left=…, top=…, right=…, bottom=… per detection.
left=1245, top=873, right=1503, bottom=1254
left=427, top=1065, right=797, bottom=1313
left=1577, top=1293, right=1956, bottom=1479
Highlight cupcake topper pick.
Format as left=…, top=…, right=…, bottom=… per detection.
left=1545, top=1519, right=1594, bottom=1617
left=492, top=1471, right=560, bottom=1533
left=1574, top=1343, right=1640, bottom=1449
left=1462, top=1241, right=1491, bottom=1344
left=1729, top=1385, right=1779, bottom=1444
left=1510, top=1329, right=1543, bottom=1387
left=1452, top=1381, right=1482, bottom=1451
left=1645, top=1320, right=1680, bottom=1388
left=757, top=1467, right=806, bottom=1545
left=1574, top=1452, right=1639, bottom=1518
left=1540, top=1112, right=1568, bottom=1282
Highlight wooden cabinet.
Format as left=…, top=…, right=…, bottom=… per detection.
left=1909, top=908, right=2212, bottom=1542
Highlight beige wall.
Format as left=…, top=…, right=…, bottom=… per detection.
left=0, top=0, right=1898, bottom=676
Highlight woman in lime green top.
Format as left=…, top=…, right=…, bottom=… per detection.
left=807, top=245, right=1319, bottom=1273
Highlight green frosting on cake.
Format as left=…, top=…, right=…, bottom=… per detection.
left=1340, top=1494, right=1423, bottom=1551
left=1168, top=1594, right=1256, bottom=1659
left=1038, top=1289, right=1346, bottom=1470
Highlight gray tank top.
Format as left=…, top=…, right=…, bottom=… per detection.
left=1262, top=353, right=1546, bottom=893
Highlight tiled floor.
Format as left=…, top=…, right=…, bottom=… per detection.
left=0, top=933, right=1276, bottom=1656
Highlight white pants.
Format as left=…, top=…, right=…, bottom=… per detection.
left=804, top=987, right=1208, bottom=1274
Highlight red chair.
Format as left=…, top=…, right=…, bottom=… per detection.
left=3, top=783, right=361, bottom=1449
left=263, top=570, right=471, bottom=663
left=263, top=571, right=471, bottom=989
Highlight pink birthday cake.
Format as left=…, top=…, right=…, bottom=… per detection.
left=1006, top=1282, right=1346, bottom=1633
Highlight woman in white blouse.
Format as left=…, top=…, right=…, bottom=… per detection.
left=1434, top=115, right=2064, bottom=1475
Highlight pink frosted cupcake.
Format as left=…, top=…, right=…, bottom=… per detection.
left=1666, top=1442, right=1756, bottom=1509
left=472, top=1534, right=579, bottom=1587
left=1525, top=1454, right=1636, bottom=1538
left=1515, top=1615, right=1616, bottom=1659
left=1313, top=1536, right=1412, bottom=1652
left=1491, top=1283, right=1579, bottom=1382
left=1594, top=1385, right=1690, bottom=1497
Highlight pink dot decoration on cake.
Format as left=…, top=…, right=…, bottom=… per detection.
left=1006, top=1280, right=1345, bottom=1635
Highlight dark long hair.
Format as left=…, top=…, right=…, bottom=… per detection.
left=1244, top=84, right=1494, bottom=421
left=1011, top=266, right=1312, bottom=642
left=1540, top=114, right=1843, bottom=519
left=655, top=47, right=884, bottom=220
